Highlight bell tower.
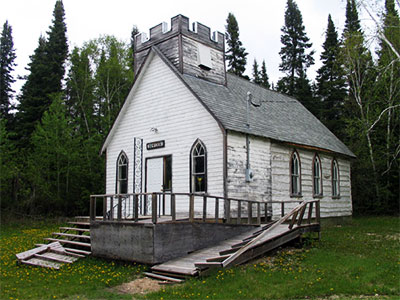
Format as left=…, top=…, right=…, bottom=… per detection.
left=134, top=15, right=226, bottom=85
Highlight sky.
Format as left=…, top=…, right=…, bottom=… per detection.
left=1, top=0, right=377, bottom=96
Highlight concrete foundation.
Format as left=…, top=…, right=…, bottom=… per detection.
left=90, top=221, right=257, bottom=264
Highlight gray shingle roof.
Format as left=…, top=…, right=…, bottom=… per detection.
left=181, top=73, right=355, bottom=158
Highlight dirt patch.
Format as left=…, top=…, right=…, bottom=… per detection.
left=114, top=277, right=164, bottom=295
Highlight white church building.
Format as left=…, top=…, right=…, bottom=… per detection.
left=100, top=14, right=355, bottom=219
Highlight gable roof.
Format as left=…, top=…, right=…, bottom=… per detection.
left=102, top=46, right=355, bottom=158
left=180, top=73, right=355, bottom=158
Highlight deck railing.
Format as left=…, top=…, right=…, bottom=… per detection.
left=90, top=192, right=319, bottom=225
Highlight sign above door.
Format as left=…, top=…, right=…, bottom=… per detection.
left=146, top=140, right=165, bottom=150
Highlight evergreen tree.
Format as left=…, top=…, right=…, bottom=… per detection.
left=277, top=0, right=315, bottom=113
left=252, top=59, right=261, bottom=84
left=344, top=0, right=362, bottom=34
left=0, top=21, right=16, bottom=122
left=15, top=0, right=68, bottom=142
left=225, top=13, right=248, bottom=76
left=260, top=60, right=270, bottom=89
left=316, top=15, right=347, bottom=136
left=15, top=36, right=50, bottom=142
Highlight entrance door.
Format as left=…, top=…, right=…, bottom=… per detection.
left=146, top=156, right=172, bottom=215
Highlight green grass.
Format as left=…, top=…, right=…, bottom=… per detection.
left=0, top=220, right=147, bottom=300
left=1, top=217, right=399, bottom=300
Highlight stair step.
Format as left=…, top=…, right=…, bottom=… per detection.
left=44, top=238, right=91, bottom=248
left=219, top=247, right=240, bottom=255
left=206, top=255, right=231, bottom=262
left=231, top=240, right=249, bottom=248
left=63, top=247, right=91, bottom=255
left=194, top=262, right=222, bottom=270
left=52, top=232, right=90, bottom=239
left=151, top=270, right=189, bottom=279
left=144, top=272, right=184, bottom=283
left=49, top=248, right=85, bottom=258
left=68, top=221, right=90, bottom=226
left=59, top=227, right=90, bottom=232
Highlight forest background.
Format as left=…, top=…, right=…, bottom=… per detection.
left=0, top=0, right=399, bottom=217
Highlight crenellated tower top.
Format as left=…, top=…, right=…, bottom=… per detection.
left=134, top=14, right=226, bottom=85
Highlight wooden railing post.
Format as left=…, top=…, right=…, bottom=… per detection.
left=226, top=199, right=231, bottom=223
left=296, top=204, right=307, bottom=226
left=237, top=201, right=242, bottom=224
left=102, top=196, right=107, bottom=221
left=289, top=210, right=299, bottom=229
left=202, top=195, right=207, bottom=222
left=281, top=202, right=285, bottom=217
left=189, top=194, right=195, bottom=222
left=152, top=193, right=158, bottom=224
left=134, top=194, right=139, bottom=222
left=171, top=194, right=176, bottom=221
left=215, top=197, right=219, bottom=223
left=307, top=202, right=314, bottom=224
left=316, top=200, right=320, bottom=224
left=247, top=202, right=252, bottom=224
left=162, top=193, right=166, bottom=216
left=109, top=196, right=114, bottom=220
left=257, top=202, right=261, bottom=225
left=117, top=195, right=122, bottom=221
left=90, top=196, right=95, bottom=221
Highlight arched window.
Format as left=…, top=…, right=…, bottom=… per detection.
left=190, top=140, right=207, bottom=193
left=332, top=159, right=340, bottom=197
left=290, top=150, right=301, bottom=196
left=116, top=151, right=128, bottom=194
left=313, top=154, right=323, bottom=197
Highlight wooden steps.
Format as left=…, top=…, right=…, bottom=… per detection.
left=16, top=217, right=92, bottom=269
left=143, top=272, right=184, bottom=283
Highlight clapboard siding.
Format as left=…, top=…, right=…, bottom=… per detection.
left=105, top=52, right=224, bottom=212
left=182, top=36, right=225, bottom=85
left=226, top=132, right=272, bottom=203
left=270, top=143, right=352, bottom=217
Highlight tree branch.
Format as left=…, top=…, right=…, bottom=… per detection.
left=367, top=104, right=400, bottom=133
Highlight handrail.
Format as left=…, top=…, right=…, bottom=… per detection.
left=89, top=192, right=318, bottom=225
left=222, top=199, right=320, bottom=268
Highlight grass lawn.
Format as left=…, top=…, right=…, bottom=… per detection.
left=1, top=216, right=399, bottom=300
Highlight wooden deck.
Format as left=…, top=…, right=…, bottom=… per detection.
left=147, top=200, right=320, bottom=281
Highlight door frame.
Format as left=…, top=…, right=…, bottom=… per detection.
left=144, top=155, right=173, bottom=193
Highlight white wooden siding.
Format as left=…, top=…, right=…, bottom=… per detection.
left=270, top=143, right=352, bottom=218
left=105, top=52, right=224, bottom=213
left=226, top=132, right=272, bottom=203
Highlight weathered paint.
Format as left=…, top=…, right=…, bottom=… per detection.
left=105, top=52, right=224, bottom=212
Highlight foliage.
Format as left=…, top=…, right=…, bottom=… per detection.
left=260, top=60, right=271, bottom=89
left=0, top=20, right=16, bottom=122
left=225, top=13, right=248, bottom=77
left=277, top=0, right=316, bottom=115
left=315, top=15, right=347, bottom=138
left=0, top=220, right=145, bottom=300
left=142, top=216, right=400, bottom=299
left=251, top=59, right=261, bottom=84
left=15, top=0, right=68, bottom=143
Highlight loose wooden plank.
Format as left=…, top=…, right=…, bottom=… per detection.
left=49, top=248, right=85, bottom=258
left=44, top=238, right=91, bottom=248
left=34, top=253, right=75, bottom=264
left=194, top=262, right=222, bottom=270
left=62, top=247, right=91, bottom=255
left=144, top=272, right=184, bottom=283
left=21, top=258, right=61, bottom=269
left=67, top=221, right=90, bottom=226
left=16, top=242, right=61, bottom=261
left=206, top=255, right=231, bottom=262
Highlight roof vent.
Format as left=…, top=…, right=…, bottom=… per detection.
left=161, top=22, right=169, bottom=33
left=197, top=43, right=212, bottom=70
left=191, top=22, right=198, bottom=33
left=212, top=31, right=219, bottom=43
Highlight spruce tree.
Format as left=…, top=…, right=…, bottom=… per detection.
left=260, top=60, right=270, bottom=89
left=277, top=0, right=315, bottom=113
left=316, top=15, right=347, bottom=136
left=0, top=21, right=16, bottom=122
left=15, top=0, right=68, bottom=142
left=225, top=13, right=248, bottom=76
left=252, top=59, right=261, bottom=84
left=45, top=0, right=68, bottom=95
left=344, top=0, right=361, bottom=34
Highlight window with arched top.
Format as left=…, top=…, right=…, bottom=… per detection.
left=332, top=159, right=340, bottom=198
left=116, top=151, right=128, bottom=194
left=190, top=139, right=207, bottom=193
left=290, top=150, right=301, bottom=196
left=313, top=154, right=323, bottom=197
